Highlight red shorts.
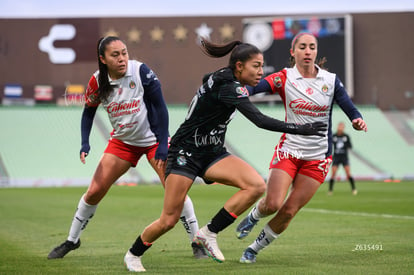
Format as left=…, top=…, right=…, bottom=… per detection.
left=104, top=138, right=158, bottom=167
left=269, top=150, right=332, bottom=183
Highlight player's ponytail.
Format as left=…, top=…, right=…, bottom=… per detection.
left=200, top=38, right=262, bottom=71
left=96, top=36, right=120, bottom=103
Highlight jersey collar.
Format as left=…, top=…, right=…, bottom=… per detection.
left=108, top=60, right=133, bottom=85
left=292, top=64, right=324, bottom=80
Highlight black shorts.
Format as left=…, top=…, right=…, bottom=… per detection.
left=165, top=146, right=230, bottom=184
left=332, top=155, right=349, bottom=166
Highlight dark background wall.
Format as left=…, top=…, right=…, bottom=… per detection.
left=352, top=12, right=414, bottom=109
left=0, top=12, right=413, bottom=110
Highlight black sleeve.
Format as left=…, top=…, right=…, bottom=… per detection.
left=236, top=99, right=301, bottom=134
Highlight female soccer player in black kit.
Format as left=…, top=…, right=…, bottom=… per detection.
left=329, top=122, right=357, bottom=195
left=123, top=38, right=327, bottom=272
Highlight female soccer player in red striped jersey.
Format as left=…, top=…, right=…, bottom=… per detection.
left=47, top=36, right=207, bottom=260
left=236, top=32, right=368, bottom=264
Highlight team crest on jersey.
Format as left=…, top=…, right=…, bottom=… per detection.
left=273, top=76, right=282, bottom=88
left=322, top=84, right=328, bottom=93
left=88, top=93, right=97, bottom=103
left=129, top=81, right=136, bottom=89
left=236, top=87, right=249, bottom=98
left=306, top=87, right=314, bottom=95
left=177, top=156, right=187, bottom=166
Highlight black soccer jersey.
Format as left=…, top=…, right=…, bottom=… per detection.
left=332, top=133, right=352, bottom=157
left=170, top=68, right=250, bottom=154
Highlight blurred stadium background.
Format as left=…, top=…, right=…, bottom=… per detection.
left=1, top=1, right=413, bottom=187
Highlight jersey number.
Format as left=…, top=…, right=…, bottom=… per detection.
left=185, top=95, right=198, bottom=120
left=318, top=158, right=332, bottom=177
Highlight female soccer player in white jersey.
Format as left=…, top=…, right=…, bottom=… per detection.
left=47, top=36, right=207, bottom=260
left=235, top=32, right=368, bottom=263
left=122, top=38, right=327, bottom=272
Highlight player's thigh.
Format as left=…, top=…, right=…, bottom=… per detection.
left=86, top=153, right=131, bottom=201
left=148, top=157, right=166, bottom=186
left=204, top=155, right=264, bottom=190
left=285, top=173, right=320, bottom=210
left=264, top=168, right=293, bottom=208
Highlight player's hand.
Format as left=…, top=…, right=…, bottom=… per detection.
left=352, top=118, right=367, bottom=132
left=80, top=144, right=90, bottom=164
left=154, top=159, right=167, bottom=171
left=297, top=122, right=327, bottom=137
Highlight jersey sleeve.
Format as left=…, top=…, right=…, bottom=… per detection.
left=218, top=82, right=252, bottom=108
left=84, top=75, right=100, bottom=107
left=333, top=76, right=362, bottom=121
left=140, top=63, right=169, bottom=160
left=263, top=70, right=287, bottom=98
left=246, top=70, right=287, bottom=97
left=246, top=78, right=272, bottom=95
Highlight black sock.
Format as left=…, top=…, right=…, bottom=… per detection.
left=329, top=179, right=334, bottom=191
left=207, top=207, right=236, bottom=234
left=349, top=177, right=356, bottom=190
left=130, top=235, right=152, bottom=256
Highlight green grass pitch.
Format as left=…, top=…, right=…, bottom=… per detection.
left=0, top=181, right=413, bottom=274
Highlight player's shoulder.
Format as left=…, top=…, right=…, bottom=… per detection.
left=129, top=59, right=143, bottom=67
left=212, top=68, right=242, bottom=90
left=317, top=67, right=337, bottom=83
left=213, top=67, right=235, bottom=82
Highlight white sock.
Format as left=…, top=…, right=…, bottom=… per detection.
left=179, top=195, right=199, bottom=242
left=250, top=202, right=267, bottom=221
left=249, top=224, right=279, bottom=253
left=67, top=195, right=97, bottom=243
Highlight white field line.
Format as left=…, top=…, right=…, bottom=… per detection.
left=303, top=208, right=414, bottom=220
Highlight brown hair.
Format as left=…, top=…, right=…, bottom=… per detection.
left=289, top=32, right=327, bottom=69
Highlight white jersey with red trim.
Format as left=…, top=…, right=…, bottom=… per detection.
left=85, top=60, right=157, bottom=147
left=265, top=65, right=335, bottom=160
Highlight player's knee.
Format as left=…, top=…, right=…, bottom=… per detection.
left=264, top=199, right=282, bottom=214
left=249, top=179, right=266, bottom=199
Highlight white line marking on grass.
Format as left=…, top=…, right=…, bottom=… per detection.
left=303, top=208, right=414, bottom=220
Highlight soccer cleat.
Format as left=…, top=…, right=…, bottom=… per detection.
left=352, top=189, right=358, bottom=195
left=235, top=214, right=258, bottom=239
left=47, top=240, right=81, bottom=259
left=191, top=241, right=209, bottom=259
left=124, top=250, right=146, bottom=272
left=239, top=247, right=257, bottom=264
left=195, top=226, right=225, bottom=263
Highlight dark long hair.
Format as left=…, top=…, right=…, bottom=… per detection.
left=96, top=36, right=122, bottom=103
left=200, top=38, right=262, bottom=71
